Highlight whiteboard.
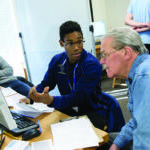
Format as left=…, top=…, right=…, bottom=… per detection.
left=14, top=0, right=94, bottom=95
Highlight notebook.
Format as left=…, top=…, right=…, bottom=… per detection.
left=0, top=89, right=39, bottom=136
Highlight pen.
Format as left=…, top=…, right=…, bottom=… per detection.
left=3, top=131, right=19, bottom=140
left=38, top=120, right=42, bottom=133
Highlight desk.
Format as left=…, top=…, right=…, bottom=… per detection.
left=1, top=110, right=108, bottom=150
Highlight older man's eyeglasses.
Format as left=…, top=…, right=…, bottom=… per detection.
left=63, top=40, right=85, bottom=48
left=100, top=50, right=118, bottom=60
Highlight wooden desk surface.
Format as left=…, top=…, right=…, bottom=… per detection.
left=2, top=110, right=108, bottom=150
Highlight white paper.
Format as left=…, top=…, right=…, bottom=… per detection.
left=13, top=103, right=54, bottom=118
left=0, top=87, right=25, bottom=107
left=4, top=140, right=29, bottom=150
left=51, top=118, right=100, bottom=150
left=1, top=87, right=17, bottom=97
left=31, top=139, right=54, bottom=150
left=5, top=94, right=25, bottom=107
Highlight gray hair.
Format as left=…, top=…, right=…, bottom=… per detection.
left=102, top=27, right=148, bottom=54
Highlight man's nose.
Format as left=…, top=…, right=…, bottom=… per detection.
left=100, top=58, right=104, bottom=64
left=74, top=44, right=80, bottom=50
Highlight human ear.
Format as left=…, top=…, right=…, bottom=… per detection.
left=124, top=46, right=133, bottom=60
left=59, top=40, right=64, bottom=47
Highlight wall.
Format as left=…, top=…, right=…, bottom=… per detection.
left=92, top=0, right=107, bottom=23
left=92, top=0, right=131, bottom=31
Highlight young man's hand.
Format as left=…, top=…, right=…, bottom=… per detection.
left=29, top=86, right=54, bottom=105
left=109, top=144, right=119, bottom=150
left=19, top=98, right=31, bottom=104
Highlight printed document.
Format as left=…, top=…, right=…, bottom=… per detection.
left=1, top=87, right=25, bottom=107
left=13, top=103, right=54, bottom=118
left=31, top=139, right=54, bottom=150
left=51, top=117, right=100, bottom=150
left=3, top=140, right=29, bottom=150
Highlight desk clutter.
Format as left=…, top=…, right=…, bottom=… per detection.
left=0, top=87, right=54, bottom=118
left=0, top=87, right=108, bottom=150
left=3, top=117, right=102, bottom=150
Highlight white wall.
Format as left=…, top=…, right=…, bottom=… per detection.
left=92, top=0, right=130, bottom=31
left=92, top=0, right=107, bottom=24
left=105, top=0, right=130, bottom=31
left=0, top=0, right=25, bottom=76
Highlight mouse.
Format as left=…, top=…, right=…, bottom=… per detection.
left=22, top=128, right=41, bottom=140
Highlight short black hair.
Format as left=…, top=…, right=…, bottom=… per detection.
left=59, top=20, right=83, bottom=42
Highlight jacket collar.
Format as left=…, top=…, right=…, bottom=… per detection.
left=126, top=53, right=148, bottom=84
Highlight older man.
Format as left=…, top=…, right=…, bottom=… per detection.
left=99, top=27, right=150, bottom=150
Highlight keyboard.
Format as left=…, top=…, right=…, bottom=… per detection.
left=2, top=111, right=39, bottom=136
left=11, top=112, right=37, bottom=129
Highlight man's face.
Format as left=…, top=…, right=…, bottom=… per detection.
left=100, top=37, right=126, bottom=78
left=60, top=31, right=83, bottom=64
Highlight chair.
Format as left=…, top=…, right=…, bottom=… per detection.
left=23, top=66, right=28, bottom=80
left=102, top=92, right=125, bottom=132
left=112, top=77, right=125, bottom=88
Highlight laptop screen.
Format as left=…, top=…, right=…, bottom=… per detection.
left=0, top=89, right=17, bottom=130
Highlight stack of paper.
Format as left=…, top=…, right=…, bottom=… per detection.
left=51, top=118, right=101, bottom=150
left=13, top=103, right=54, bottom=118
left=1, top=87, right=17, bottom=97
left=1, top=87, right=25, bottom=107
left=3, top=140, right=29, bottom=150
left=4, top=139, right=54, bottom=150
left=31, top=139, right=53, bottom=150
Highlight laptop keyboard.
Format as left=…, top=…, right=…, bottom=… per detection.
left=11, top=112, right=37, bottom=129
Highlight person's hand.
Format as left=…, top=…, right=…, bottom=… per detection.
left=146, top=22, right=150, bottom=27
left=19, top=98, right=31, bottom=104
left=132, top=26, right=137, bottom=30
left=29, top=86, right=53, bottom=105
left=109, top=144, right=119, bottom=150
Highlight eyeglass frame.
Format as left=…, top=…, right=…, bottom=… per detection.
left=63, top=40, right=85, bottom=48
left=100, top=48, right=124, bottom=60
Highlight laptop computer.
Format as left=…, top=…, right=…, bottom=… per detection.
left=0, top=89, right=39, bottom=136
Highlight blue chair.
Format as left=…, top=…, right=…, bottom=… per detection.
left=102, top=92, right=125, bottom=132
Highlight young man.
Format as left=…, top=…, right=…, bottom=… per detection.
left=21, top=21, right=125, bottom=132
left=99, top=27, right=150, bottom=150
left=0, top=56, right=31, bottom=96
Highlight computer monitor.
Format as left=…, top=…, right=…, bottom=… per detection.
left=0, top=89, right=17, bottom=130
left=92, top=21, right=106, bottom=37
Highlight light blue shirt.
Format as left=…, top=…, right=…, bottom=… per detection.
left=128, top=0, right=150, bottom=44
left=114, top=54, right=150, bottom=150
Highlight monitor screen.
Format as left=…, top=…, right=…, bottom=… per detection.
left=92, top=21, right=106, bottom=37
left=0, top=89, right=17, bottom=130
